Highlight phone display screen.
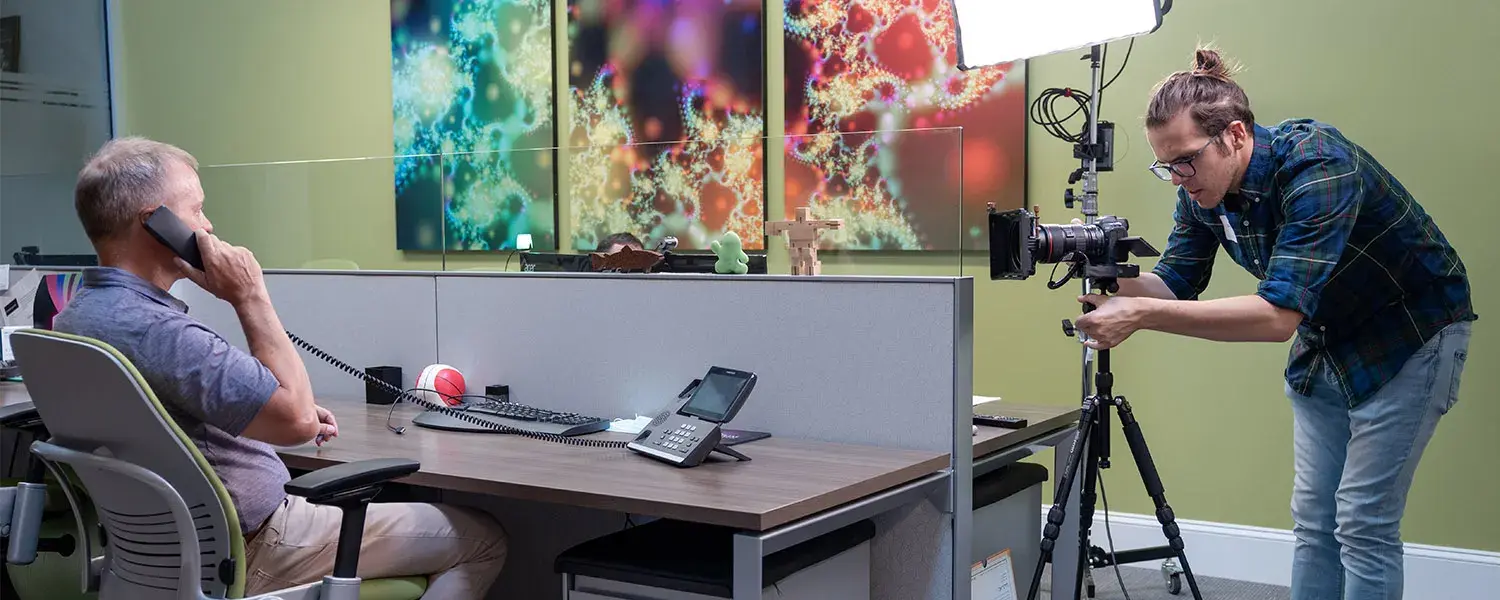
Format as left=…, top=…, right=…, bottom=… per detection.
left=679, top=369, right=751, bottom=423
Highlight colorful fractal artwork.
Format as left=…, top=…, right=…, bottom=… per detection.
left=391, top=0, right=557, bottom=251
left=784, top=0, right=1027, bottom=250
left=567, top=0, right=767, bottom=251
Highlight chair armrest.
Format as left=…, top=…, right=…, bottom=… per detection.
left=285, top=458, right=419, bottom=581
left=284, top=458, right=419, bottom=505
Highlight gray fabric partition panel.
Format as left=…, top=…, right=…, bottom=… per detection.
left=434, top=274, right=960, bottom=452
left=170, top=274, right=441, bottom=400
left=434, top=273, right=969, bottom=600
left=167, top=270, right=973, bottom=600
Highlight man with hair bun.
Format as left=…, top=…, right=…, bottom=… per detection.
left=1072, top=47, right=1476, bottom=599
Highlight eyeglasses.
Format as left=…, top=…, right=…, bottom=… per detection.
left=1148, top=139, right=1214, bottom=181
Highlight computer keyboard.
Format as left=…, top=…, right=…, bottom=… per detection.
left=410, top=400, right=612, bottom=437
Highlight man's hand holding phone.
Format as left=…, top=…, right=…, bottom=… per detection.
left=175, top=232, right=270, bottom=308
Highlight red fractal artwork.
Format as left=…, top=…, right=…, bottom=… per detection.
left=785, top=0, right=1027, bottom=250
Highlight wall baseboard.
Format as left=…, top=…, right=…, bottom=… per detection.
left=1042, top=509, right=1500, bottom=595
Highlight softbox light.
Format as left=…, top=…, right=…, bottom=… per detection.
left=951, top=0, right=1166, bottom=69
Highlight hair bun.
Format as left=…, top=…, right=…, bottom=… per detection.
left=1191, top=47, right=1239, bottom=81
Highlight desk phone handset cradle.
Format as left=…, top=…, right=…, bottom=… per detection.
left=141, top=206, right=629, bottom=449
left=627, top=367, right=756, bottom=468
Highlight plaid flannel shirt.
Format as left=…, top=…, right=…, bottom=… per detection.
left=1153, top=119, right=1477, bottom=407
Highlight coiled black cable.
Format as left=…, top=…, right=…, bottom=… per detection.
left=285, top=330, right=629, bottom=448
left=1030, top=39, right=1134, bottom=145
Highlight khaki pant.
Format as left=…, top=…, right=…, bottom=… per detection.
left=244, top=495, right=508, bottom=599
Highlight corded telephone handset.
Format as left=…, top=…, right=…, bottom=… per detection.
left=140, top=205, right=629, bottom=449
left=628, top=366, right=756, bottom=467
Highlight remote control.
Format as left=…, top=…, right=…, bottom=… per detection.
left=974, top=414, right=1027, bottom=429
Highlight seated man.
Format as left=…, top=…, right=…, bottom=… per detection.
left=596, top=232, right=643, bottom=254
left=53, top=137, right=507, bottom=598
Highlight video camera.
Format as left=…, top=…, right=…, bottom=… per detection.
left=986, top=203, right=1159, bottom=293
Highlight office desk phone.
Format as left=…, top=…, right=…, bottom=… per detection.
left=628, top=367, right=757, bottom=467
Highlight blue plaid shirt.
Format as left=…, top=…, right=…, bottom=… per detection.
left=1153, top=119, right=1477, bottom=407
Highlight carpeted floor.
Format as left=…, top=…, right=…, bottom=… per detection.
left=1034, top=564, right=1291, bottom=600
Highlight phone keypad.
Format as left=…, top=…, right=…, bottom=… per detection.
left=652, top=423, right=701, bottom=454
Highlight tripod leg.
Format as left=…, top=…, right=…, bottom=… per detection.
left=1077, top=429, right=1103, bottom=598
left=1115, top=398, right=1204, bottom=600
left=1028, top=399, right=1097, bottom=600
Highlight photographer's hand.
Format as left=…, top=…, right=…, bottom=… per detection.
left=1075, top=294, right=1145, bottom=350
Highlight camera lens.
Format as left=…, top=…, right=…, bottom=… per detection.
left=1036, top=222, right=1105, bottom=263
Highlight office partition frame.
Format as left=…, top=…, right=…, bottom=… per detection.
left=85, top=267, right=978, bottom=600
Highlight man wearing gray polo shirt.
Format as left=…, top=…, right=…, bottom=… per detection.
left=54, top=137, right=508, bottom=599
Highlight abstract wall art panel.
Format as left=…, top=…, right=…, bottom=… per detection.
left=392, top=0, right=557, bottom=251
left=567, top=0, right=767, bottom=251
left=784, top=0, right=1026, bottom=250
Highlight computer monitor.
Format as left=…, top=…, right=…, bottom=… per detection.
left=519, top=252, right=592, bottom=273
left=659, top=252, right=768, bottom=275
left=520, top=250, right=768, bottom=274
left=12, top=246, right=98, bottom=267
left=33, top=273, right=83, bottom=330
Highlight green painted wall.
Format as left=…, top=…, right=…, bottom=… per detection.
left=114, top=0, right=1498, bottom=551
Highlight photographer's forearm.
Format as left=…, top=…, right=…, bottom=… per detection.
left=1113, top=274, right=1177, bottom=300
left=1137, top=295, right=1301, bottom=343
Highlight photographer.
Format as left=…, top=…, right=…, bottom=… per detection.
left=1073, top=48, right=1476, bottom=598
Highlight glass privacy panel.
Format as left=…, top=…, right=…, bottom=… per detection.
left=778, top=128, right=965, bottom=276
left=1, top=0, right=113, bottom=266
left=448, top=128, right=972, bottom=276
left=196, top=155, right=445, bottom=272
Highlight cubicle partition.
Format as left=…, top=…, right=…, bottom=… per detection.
left=164, top=270, right=978, bottom=599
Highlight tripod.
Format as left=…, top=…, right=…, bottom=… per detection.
left=1026, top=299, right=1203, bottom=600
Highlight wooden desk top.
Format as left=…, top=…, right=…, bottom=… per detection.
left=286, top=397, right=948, bottom=531
left=2, top=383, right=1078, bottom=529
left=972, top=402, right=1079, bottom=458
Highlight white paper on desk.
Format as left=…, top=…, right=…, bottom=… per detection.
left=1, top=269, right=41, bottom=328
left=971, top=549, right=1018, bottom=600
left=607, top=415, right=653, bottom=435
left=974, top=395, right=1003, bottom=406
left=0, top=264, right=9, bottom=291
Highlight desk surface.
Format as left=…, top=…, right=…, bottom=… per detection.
left=1, top=382, right=26, bottom=407
left=972, top=401, right=1079, bottom=458
left=2, top=382, right=1077, bottom=529
left=3, top=382, right=946, bottom=531
left=281, top=398, right=951, bottom=531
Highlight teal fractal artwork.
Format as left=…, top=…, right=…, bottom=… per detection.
left=391, top=0, right=556, bottom=251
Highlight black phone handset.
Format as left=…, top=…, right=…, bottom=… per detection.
left=141, top=205, right=626, bottom=448
left=144, top=206, right=204, bottom=271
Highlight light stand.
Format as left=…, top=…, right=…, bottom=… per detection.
left=951, top=1, right=1194, bottom=596
left=1026, top=43, right=1203, bottom=600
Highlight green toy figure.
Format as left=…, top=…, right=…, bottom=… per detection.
left=710, top=231, right=750, bottom=274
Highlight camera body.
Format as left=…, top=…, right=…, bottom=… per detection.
left=986, top=204, right=1160, bottom=291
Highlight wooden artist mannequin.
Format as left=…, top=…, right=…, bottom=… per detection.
left=765, top=207, right=843, bottom=275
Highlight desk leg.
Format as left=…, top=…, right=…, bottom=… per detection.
left=1051, top=429, right=1086, bottom=600
left=732, top=533, right=764, bottom=599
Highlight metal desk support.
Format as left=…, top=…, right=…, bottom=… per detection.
left=731, top=471, right=950, bottom=599
left=972, top=426, right=1075, bottom=480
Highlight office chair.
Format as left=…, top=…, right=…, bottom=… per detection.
left=2, top=402, right=101, bottom=600
left=9, top=329, right=429, bottom=600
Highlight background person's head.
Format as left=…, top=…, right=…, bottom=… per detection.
left=74, top=137, right=208, bottom=271
left=596, top=232, right=643, bottom=254
left=1145, top=47, right=1257, bottom=210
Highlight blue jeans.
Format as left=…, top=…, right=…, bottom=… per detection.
left=1287, top=320, right=1471, bottom=600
